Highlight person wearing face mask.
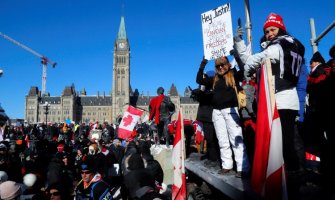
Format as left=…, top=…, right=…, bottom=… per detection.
left=233, top=13, right=306, bottom=198
left=196, top=56, right=250, bottom=178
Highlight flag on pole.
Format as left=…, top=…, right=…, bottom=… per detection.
left=172, top=109, right=187, bottom=200
left=251, top=60, right=287, bottom=200
left=118, top=106, right=144, bottom=139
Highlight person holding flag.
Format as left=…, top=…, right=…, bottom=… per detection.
left=233, top=13, right=305, bottom=198
left=118, top=105, right=144, bottom=140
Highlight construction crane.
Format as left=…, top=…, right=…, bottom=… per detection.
left=0, top=31, right=57, bottom=96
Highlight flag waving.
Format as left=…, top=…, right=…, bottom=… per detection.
left=251, top=60, right=287, bottom=200
left=118, top=106, right=144, bottom=139
left=172, top=109, right=187, bottom=200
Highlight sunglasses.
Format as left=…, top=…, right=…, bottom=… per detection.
left=81, top=170, right=92, bottom=174
left=215, top=64, right=227, bottom=68
left=49, top=192, right=61, bottom=196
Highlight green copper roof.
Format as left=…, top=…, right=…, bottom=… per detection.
left=117, top=16, right=127, bottom=39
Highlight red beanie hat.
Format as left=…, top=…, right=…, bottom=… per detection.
left=57, top=144, right=64, bottom=153
left=263, top=13, right=286, bottom=31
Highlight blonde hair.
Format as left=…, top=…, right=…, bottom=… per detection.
left=213, top=57, right=236, bottom=89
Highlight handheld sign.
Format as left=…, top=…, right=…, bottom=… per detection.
left=201, top=3, right=233, bottom=60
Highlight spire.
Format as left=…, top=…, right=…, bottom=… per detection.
left=117, top=16, right=127, bottom=40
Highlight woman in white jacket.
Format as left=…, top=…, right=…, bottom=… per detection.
left=233, top=13, right=305, bottom=173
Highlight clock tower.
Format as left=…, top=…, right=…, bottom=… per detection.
left=112, top=16, right=130, bottom=122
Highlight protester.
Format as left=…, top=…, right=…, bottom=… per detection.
left=21, top=173, right=48, bottom=200
left=306, top=51, right=335, bottom=188
left=46, top=183, right=67, bottom=200
left=233, top=12, right=306, bottom=197
left=0, top=180, right=22, bottom=200
left=74, top=158, right=113, bottom=199
left=196, top=56, right=250, bottom=178
left=138, top=140, right=164, bottom=186
left=192, top=65, right=220, bottom=167
left=123, top=153, right=167, bottom=200
left=0, top=170, right=8, bottom=183
left=149, top=87, right=175, bottom=147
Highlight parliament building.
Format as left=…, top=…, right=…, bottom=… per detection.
left=24, top=17, right=199, bottom=124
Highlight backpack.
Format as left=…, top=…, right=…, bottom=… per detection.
left=159, top=96, right=175, bottom=121
left=162, top=96, right=175, bottom=113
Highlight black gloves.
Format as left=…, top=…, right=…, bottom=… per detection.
left=247, top=67, right=256, bottom=77
left=233, top=26, right=244, bottom=42
left=200, top=57, right=208, bottom=70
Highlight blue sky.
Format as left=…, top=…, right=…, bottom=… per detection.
left=0, top=0, right=334, bottom=119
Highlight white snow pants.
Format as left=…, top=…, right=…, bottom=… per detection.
left=212, top=107, right=250, bottom=172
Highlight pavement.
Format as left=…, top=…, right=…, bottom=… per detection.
left=185, top=153, right=335, bottom=200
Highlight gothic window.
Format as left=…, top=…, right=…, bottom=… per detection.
left=121, top=69, right=125, bottom=74
left=118, top=69, right=120, bottom=74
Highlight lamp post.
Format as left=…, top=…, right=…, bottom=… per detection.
left=43, top=101, right=50, bottom=124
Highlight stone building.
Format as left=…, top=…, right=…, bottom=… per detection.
left=25, top=16, right=199, bottom=124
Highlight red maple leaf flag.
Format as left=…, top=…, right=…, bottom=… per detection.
left=172, top=109, right=187, bottom=200
left=118, top=106, right=143, bottom=139
left=251, top=60, right=287, bottom=200
left=193, top=120, right=204, bottom=145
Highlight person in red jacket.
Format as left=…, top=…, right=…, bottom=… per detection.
left=306, top=51, right=335, bottom=187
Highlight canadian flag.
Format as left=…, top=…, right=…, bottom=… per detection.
left=193, top=120, right=204, bottom=145
left=251, top=61, right=287, bottom=200
left=172, top=110, right=187, bottom=200
left=305, top=152, right=320, bottom=162
left=118, top=106, right=143, bottom=139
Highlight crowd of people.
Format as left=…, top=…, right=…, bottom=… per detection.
left=0, top=119, right=171, bottom=200
left=0, top=11, right=334, bottom=200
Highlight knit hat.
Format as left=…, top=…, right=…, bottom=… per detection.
left=0, top=181, right=22, bottom=200
left=0, top=171, right=8, bottom=183
left=80, top=157, right=96, bottom=172
left=23, top=173, right=37, bottom=188
left=311, top=51, right=325, bottom=64
left=263, top=13, right=286, bottom=31
left=329, top=44, right=335, bottom=59
left=57, top=143, right=65, bottom=153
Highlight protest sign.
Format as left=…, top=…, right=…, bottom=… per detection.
left=201, top=3, right=233, bottom=60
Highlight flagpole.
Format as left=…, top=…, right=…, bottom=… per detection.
left=264, top=59, right=275, bottom=112
left=244, top=0, right=252, bottom=54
